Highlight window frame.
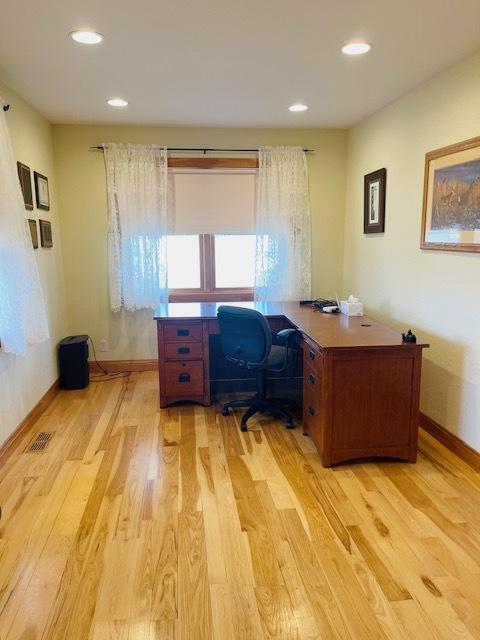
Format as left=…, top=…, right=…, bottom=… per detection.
left=168, top=233, right=254, bottom=303
left=167, top=157, right=257, bottom=303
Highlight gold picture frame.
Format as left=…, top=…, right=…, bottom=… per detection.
left=421, top=136, right=480, bottom=253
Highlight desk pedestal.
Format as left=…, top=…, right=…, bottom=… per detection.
left=302, top=338, right=422, bottom=466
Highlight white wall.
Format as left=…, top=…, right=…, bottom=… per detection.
left=343, top=51, right=480, bottom=450
left=0, top=81, right=68, bottom=445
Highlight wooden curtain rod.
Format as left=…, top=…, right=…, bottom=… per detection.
left=90, top=145, right=314, bottom=153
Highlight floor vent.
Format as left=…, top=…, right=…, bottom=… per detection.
left=26, top=432, right=53, bottom=453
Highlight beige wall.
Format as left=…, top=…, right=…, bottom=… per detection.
left=52, top=125, right=347, bottom=361
left=0, top=81, right=68, bottom=444
left=343, top=51, right=480, bottom=450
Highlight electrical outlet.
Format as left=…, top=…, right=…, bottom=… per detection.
left=99, top=339, right=108, bottom=352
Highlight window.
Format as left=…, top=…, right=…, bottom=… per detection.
left=214, top=235, right=255, bottom=289
left=167, top=165, right=257, bottom=301
left=167, top=234, right=255, bottom=301
left=166, top=235, right=201, bottom=289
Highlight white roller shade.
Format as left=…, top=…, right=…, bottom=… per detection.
left=171, top=169, right=256, bottom=234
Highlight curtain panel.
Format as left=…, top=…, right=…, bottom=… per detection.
left=104, top=143, right=170, bottom=311
left=0, top=98, right=49, bottom=355
left=254, top=146, right=312, bottom=301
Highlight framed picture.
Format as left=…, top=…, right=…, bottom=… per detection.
left=17, top=162, right=34, bottom=210
left=39, top=219, right=53, bottom=248
left=34, top=171, right=50, bottom=210
left=28, top=219, right=39, bottom=249
left=364, top=168, right=386, bottom=234
left=421, top=136, right=480, bottom=252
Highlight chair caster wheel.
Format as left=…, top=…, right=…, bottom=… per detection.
left=285, top=421, right=294, bottom=429
left=221, top=407, right=230, bottom=416
left=240, top=424, right=248, bottom=432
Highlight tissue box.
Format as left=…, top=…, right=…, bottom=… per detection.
left=340, top=300, right=364, bottom=316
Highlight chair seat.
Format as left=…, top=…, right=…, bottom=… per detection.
left=265, top=344, right=287, bottom=369
left=247, top=344, right=286, bottom=370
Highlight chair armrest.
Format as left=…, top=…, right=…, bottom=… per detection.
left=270, top=328, right=301, bottom=374
left=276, top=328, right=299, bottom=346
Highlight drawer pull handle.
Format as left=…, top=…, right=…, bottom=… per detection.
left=178, top=373, right=190, bottom=383
left=177, top=328, right=189, bottom=337
left=309, top=350, right=315, bottom=360
left=308, top=406, right=315, bottom=416
left=308, top=373, right=316, bottom=384
left=178, top=347, right=190, bottom=354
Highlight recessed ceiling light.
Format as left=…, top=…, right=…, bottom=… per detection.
left=289, top=103, right=308, bottom=112
left=107, top=98, right=129, bottom=107
left=70, top=30, right=103, bottom=45
left=342, top=42, right=371, bottom=55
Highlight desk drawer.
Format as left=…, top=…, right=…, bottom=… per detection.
left=164, top=361, right=204, bottom=395
left=304, top=383, right=322, bottom=420
left=164, top=322, right=202, bottom=342
left=303, top=381, right=323, bottom=447
left=304, top=342, right=323, bottom=387
left=304, top=342, right=323, bottom=367
left=164, top=342, right=203, bottom=361
left=304, top=362, right=322, bottom=389
left=303, top=342, right=323, bottom=445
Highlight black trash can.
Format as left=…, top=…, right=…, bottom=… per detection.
left=58, top=335, right=89, bottom=390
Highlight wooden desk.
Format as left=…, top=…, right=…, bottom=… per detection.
left=154, top=302, right=429, bottom=466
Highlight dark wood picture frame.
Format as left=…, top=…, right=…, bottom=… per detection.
left=364, top=168, right=386, bottom=234
left=39, top=219, right=53, bottom=248
left=17, top=162, right=34, bottom=210
left=34, top=171, right=50, bottom=211
left=421, top=136, right=480, bottom=253
left=28, top=219, right=39, bottom=249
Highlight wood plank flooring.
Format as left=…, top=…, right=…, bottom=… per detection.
left=1, top=371, right=480, bottom=639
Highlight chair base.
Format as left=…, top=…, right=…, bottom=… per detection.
left=221, top=395, right=296, bottom=431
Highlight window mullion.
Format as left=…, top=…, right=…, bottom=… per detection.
left=199, top=234, right=207, bottom=293
left=201, top=234, right=216, bottom=293
left=208, top=235, right=216, bottom=292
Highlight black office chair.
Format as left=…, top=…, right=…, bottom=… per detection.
left=217, top=305, right=299, bottom=431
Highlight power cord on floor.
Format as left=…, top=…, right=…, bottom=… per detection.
left=87, top=336, right=131, bottom=382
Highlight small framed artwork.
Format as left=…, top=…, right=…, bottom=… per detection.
left=28, top=219, right=39, bottom=249
left=421, top=136, right=480, bottom=253
left=34, top=171, right=50, bottom=210
left=17, top=162, right=34, bottom=210
left=39, top=219, right=53, bottom=248
left=364, top=168, right=386, bottom=234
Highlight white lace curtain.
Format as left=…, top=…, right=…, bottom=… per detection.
left=104, top=143, right=170, bottom=311
left=254, top=146, right=311, bottom=301
left=0, top=99, right=49, bottom=355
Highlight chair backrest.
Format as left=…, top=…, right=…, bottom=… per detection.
left=217, top=305, right=272, bottom=367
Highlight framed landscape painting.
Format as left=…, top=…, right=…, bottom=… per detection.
left=421, top=136, right=480, bottom=252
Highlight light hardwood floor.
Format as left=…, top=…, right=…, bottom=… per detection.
left=1, top=371, right=480, bottom=639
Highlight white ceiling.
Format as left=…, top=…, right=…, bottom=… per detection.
left=1, top=0, right=479, bottom=128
